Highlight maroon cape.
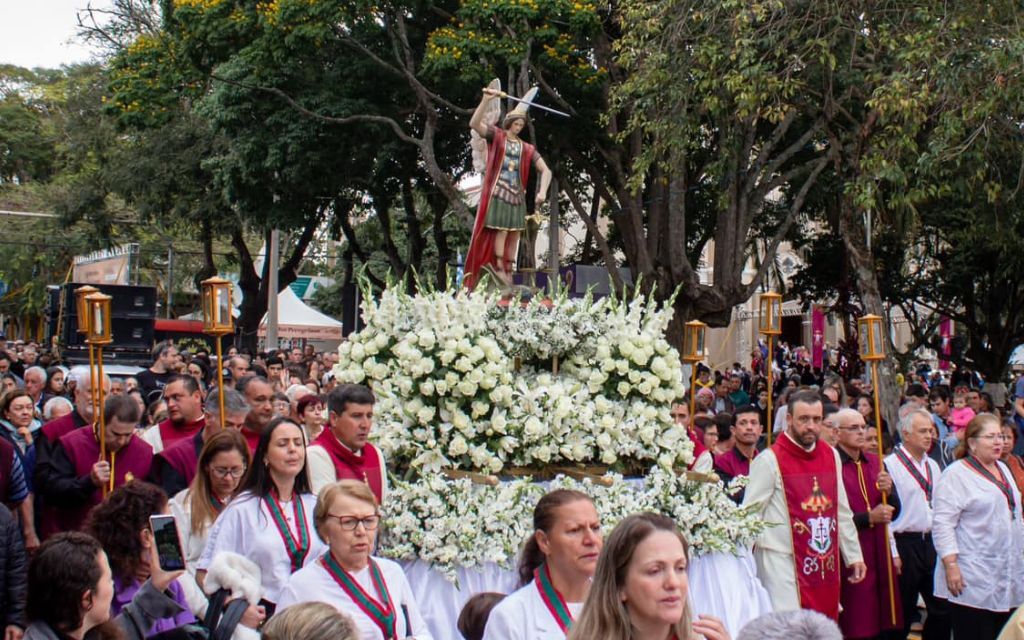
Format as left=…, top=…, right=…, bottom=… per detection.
left=156, top=416, right=206, bottom=450
left=57, top=427, right=153, bottom=531
left=311, top=430, right=385, bottom=504
left=463, top=126, right=536, bottom=289
left=839, top=451, right=903, bottom=638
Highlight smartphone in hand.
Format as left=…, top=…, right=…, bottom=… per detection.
left=149, top=514, right=186, bottom=572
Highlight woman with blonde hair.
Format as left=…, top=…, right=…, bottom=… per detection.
left=567, top=513, right=729, bottom=640
left=276, top=480, right=432, bottom=639
left=262, top=602, right=358, bottom=640
left=170, top=429, right=251, bottom=617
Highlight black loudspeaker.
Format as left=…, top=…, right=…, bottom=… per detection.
left=340, top=282, right=366, bottom=337
left=55, top=283, right=158, bottom=351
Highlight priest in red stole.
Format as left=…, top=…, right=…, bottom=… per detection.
left=743, top=389, right=865, bottom=619
left=307, top=384, right=387, bottom=504
left=834, top=408, right=904, bottom=637
left=464, top=82, right=552, bottom=290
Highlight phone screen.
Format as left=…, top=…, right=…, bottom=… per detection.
left=150, top=514, right=186, bottom=572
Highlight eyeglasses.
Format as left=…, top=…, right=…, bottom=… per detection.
left=974, top=434, right=1010, bottom=441
left=210, top=466, right=247, bottom=479
left=328, top=514, right=381, bottom=531
left=839, top=425, right=867, bottom=432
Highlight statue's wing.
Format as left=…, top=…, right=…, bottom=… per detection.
left=471, top=78, right=502, bottom=173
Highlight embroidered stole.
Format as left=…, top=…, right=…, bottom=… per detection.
left=773, top=435, right=842, bottom=620
left=534, top=563, right=574, bottom=633
left=964, top=456, right=1016, bottom=513
left=321, top=554, right=397, bottom=639
left=894, top=446, right=932, bottom=503
left=264, top=490, right=311, bottom=573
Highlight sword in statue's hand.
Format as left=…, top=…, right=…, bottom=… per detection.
left=483, top=87, right=571, bottom=118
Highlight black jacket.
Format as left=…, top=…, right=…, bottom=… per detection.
left=0, top=502, right=27, bottom=629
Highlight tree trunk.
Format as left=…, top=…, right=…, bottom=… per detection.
left=840, top=204, right=900, bottom=434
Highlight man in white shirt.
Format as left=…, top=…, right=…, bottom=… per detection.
left=883, top=409, right=950, bottom=640
left=743, top=389, right=865, bottom=620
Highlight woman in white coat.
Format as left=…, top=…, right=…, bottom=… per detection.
left=276, top=480, right=432, bottom=639
left=197, top=417, right=326, bottom=612
left=933, top=413, right=1024, bottom=640
left=482, top=489, right=603, bottom=640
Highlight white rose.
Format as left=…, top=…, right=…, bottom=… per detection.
left=617, top=381, right=631, bottom=396
left=420, top=380, right=436, bottom=396
left=448, top=435, right=469, bottom=456
left=457, top=380, right=478, bottom=397
left=416, top=406, right=436, bottom=424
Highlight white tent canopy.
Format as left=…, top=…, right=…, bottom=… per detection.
left=259, top=286, right=343, bottom=341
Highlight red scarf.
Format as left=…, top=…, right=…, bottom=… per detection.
left=687, top=427, right=708, bottom=471
left=313, top=430, right=384, bottom=504
left=773, top=434, right=842, bottom=619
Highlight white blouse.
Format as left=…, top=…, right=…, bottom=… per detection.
left=482, top=579, right=580, bottom=640
left=276, top=555, right=432, bottom=640
left=932, top=459, right=1024, bottom=611
left=170, top=488, right=220, bottom=617
left=197, top=491, right=326, bottom=603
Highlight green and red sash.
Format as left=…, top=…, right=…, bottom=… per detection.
left=964, top=456, right=1016, bottom=514
left=264, top=490, right=311, bottom=573
left=894, top=446, right=932, bottom=503
left=321, top=553, right=397, bottom=639
left=534, top=563, right=574, bottom=633
left=773, top=434, right=842, bottom=620
left=209, top=492, right=226, bottom=515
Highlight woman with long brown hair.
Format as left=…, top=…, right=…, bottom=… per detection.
left=567, top=513, right=729, bottom=640
left=169, top=429, right=251, bottom=617
left=483, top=489, right=603, bottom=639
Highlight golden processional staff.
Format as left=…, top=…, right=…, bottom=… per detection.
left=683, top=320, right=707, bottom=420
left=84, top=291, right=113, bottom=495
left=759, top=292, right=782, bottom=445
left=858, top=313, right=899, bottom=626
left=201, top=277, right=234, bottom=425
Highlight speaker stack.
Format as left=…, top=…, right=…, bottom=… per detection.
left=52, top=283, right=158, bottom=365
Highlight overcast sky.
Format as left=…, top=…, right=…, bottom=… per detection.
left=1, top=0, right=112, bottom=69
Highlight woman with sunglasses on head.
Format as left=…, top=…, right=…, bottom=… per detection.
left=197, top=416, right=326, bottom=615
left=169, top=429, right=251, bottom=618
left=276, top=480, right=432, bottom=639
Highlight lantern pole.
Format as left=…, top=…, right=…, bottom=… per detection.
left=86, top=292, right=113, bottom=496
left=202, top=277, right=234, bottom=426
left=766, top=333, right=774, bottom=445
left=75, top=286, right=99, bottom=424
left=860, top=314, right=897, bottom=626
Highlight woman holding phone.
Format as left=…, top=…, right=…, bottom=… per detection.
left=197, top=416, right=326, bottom=612
left=85, top=481, right=196, bottom=636
left=170, top=429, right=251, bottom=617
left=276, top=480, right=432, bottom=639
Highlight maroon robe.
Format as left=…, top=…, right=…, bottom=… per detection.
left=57, top=426, right=154, bottom=531
left=240, top=427, right=261, bottom=454
left=311, top=430, right=385, bottom=504
left=463, top=125, right=536, bottom=289
left=36, top=410, right=89, bottom=538
left=41, top=410, right=87, bottom=445
left=714, top=445, right=758, bottom=480
left=838, top=451, right=902, bottom=638
left=156, top=416, right=206, bottom=450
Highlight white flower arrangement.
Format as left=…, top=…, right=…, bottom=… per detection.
left=338, top=284, right=765, bottom=576
left=378, top=472, right=768, bottom=582
left=334, top=286, right=693, bottom=474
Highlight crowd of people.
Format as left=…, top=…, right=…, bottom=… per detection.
left=0, top=331, right=1022, bottom=640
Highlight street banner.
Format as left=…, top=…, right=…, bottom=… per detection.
left=939, top=317, right=953, bottom=370
left=73, top=244, right=139, bottom=285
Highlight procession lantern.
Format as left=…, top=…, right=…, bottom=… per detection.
left=758, top=292, right=782, bottom=336
left=84, top=293, right=113, bottom=346
left=201, top=277, right=234, bottom=336
left=682, top=320, right=707, bottom=363
left=858, top=314, right=885, bottom=361
left=75, top=285, right=99, bottom=334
